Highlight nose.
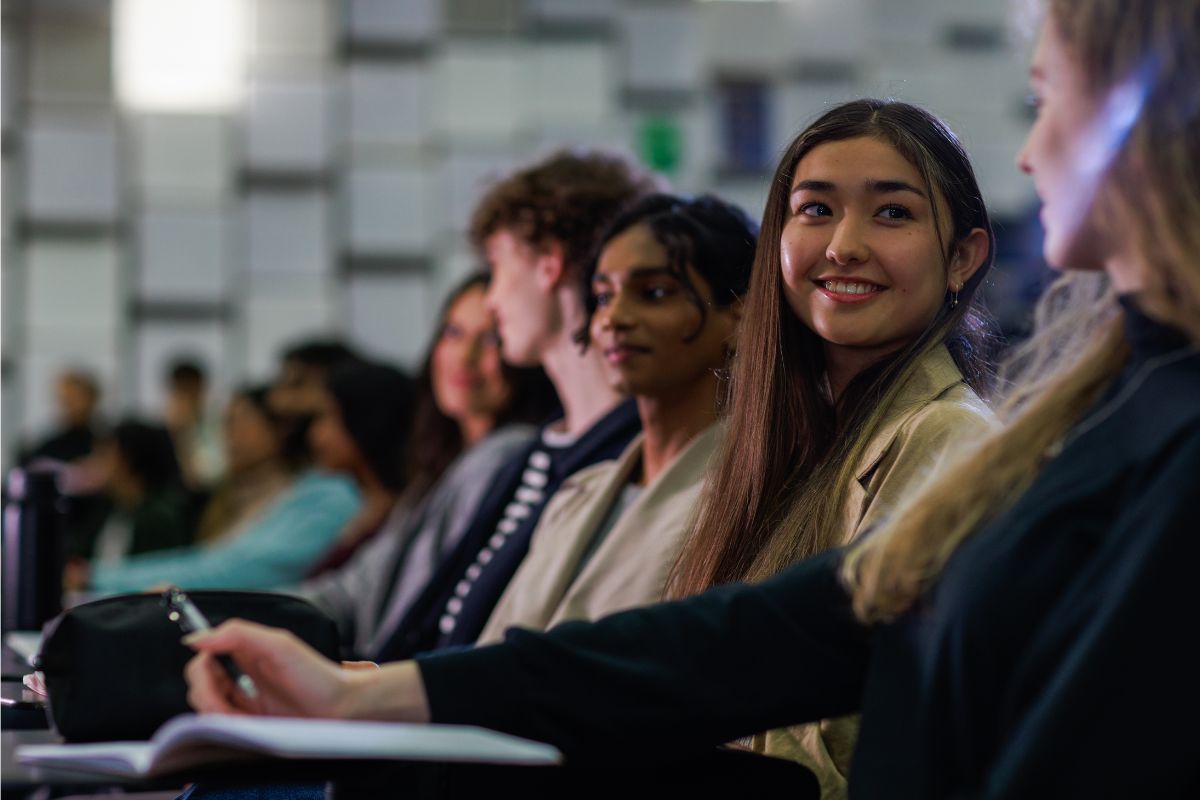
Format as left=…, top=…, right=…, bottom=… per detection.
left=825, top=218, right=870, bottom=266
left=1015, top=130, right=1034, bottom=175
left=596, top=290, right=634, bottom=333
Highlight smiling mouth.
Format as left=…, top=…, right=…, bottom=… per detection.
left=816, top=280, right=886, bottom=295
left=604, top=344, right=650, bottom=365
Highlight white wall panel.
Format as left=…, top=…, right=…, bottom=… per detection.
left=244, top=190, right=332, bottom=277
left=25, top=117, right=119, bottom=222
left=137, top=209, right=230, bottom=301
left=26, top=239, right=122, bottom=331
left=133, top=115, right=232, bottom=205
left=346, top=272, right=432, bottom=369
left=345, top=165, right=435, bottom=254
left=346, top=63, right=431, bottom=151
left=245, top=79, right=332, bottom=171
left=436, top=44, right=524, bottom=139
left=527, top=42, right=613, bottom=126
left=253, top=0, right=333, bottom=63
left=622, top=5, right=702, bottom=92
left=346, top=0, right=440, bottom=43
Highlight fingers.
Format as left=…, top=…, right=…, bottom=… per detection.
left=184, top=652, right=244, bottom=715
left=183, top=618, right=283, bottom=654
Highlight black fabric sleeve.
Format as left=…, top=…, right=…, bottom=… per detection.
left=983, top=429, right=1200, bottom=798
left=417, top=549, right=871, bottom=759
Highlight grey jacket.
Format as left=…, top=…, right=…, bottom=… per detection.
left=293, top=424, right=535, bottom=657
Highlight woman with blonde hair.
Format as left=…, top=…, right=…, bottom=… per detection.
left=186, top=1, right=1200, bottom=795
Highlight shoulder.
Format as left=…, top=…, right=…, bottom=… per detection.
left=287, top=472, right=360, bottom=506
left=454, top=424, right=538, bottom=474
left=892, top=383, right=995, bottom=447
left=536, top=458, right=624, bottom=527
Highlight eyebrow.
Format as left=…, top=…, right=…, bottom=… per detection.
left=593, top=265, right=676, bottom=282
left=790, top=179, right=927, bottom=199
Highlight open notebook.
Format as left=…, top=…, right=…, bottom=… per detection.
left=17, top=713, right=562, bottom=778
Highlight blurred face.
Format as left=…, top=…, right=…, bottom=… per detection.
left=483, top=229, right=557, bottom=367
left=223, top=396, right=282, bottom=474
left=590, top=224, right=738, bottom=398
left=56, top=377, right=96, bottom=427
left=1017, top=20, right=1113, bottom=272
left=781, top=136, right=980, bottom=365
left=306, top=391, right=363, bottom=474
left=268, top=360, right=326, bottom=418
left=432, top=286, right=512, bottom=424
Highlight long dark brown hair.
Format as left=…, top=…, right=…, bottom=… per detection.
left=668, top=99, right=998, bottom=596
left=405, top=272, right=559, bottom=504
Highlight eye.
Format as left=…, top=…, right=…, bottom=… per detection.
left=876, top=204, right=914, bottom=222
left=440, top=322, right=464, bottom=341
left=795, top=202, right=832, bottom=218
left=592, top=289, right=612, bottom=308
left=643, top=284, right=676, bottom=301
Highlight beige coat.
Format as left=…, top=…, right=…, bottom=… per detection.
left=477, top=424, right=723, bottom=645
left=758, top=344, right=996, bottom=800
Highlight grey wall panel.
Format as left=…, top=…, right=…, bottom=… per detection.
left=245, top=79, right=333, bottom=171
left=25, top=115, right=119, bottom=222
left=137, top=209, right=230, bottom=301
left=132, top=114, right=233, bottom=206
left=346, top=0, right=440, bottom=44
left=346, top=271, right=432, bottom=368
left=344, top=164, right=436, bottom=254
left=244, top=189, right=332, bottom=277
left=346, top=62, right=431, bottom=152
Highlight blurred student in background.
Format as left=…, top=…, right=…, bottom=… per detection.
left=78, top=346, right=367, bottom=594
left=298, top=272, right=559, bottom=657
left=162, top=356, right=225, bottom=492
left=19, top=368, right=104, bottom=466
left=64, top=419, right=191, bottom=569
left=301, top=359, right=415, bottom=574
left=192, top=385, right=307, bottom=547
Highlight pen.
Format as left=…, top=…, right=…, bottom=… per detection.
left=162, top=587, right=259, bottom=701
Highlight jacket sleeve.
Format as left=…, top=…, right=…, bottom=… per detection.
left=983, top=430, right=1200, bottom=798
left=417, top=548, right=871, bottom=759
left=90, top=476, right=360, bottom=592
left=852, top=396, right=995, bottom=541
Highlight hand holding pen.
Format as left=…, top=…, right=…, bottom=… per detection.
left=162, top=587, right=260, bottom=701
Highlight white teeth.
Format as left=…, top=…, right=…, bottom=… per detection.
left=823, top=280, right=880, bottom=295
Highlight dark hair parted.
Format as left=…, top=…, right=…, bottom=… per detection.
left=668, top=99, right=999, bottom=597
left=576, top=193, right=759, bottom=347
left=405, top=272, right=560, bottom=505
left=468, top=149, right=664, bottom=279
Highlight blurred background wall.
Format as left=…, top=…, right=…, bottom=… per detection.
left=0, top=0, right=1048, bottom=470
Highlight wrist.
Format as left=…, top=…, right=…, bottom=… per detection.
left=335, top=660, right=431, bottom=723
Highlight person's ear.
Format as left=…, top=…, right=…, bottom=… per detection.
left=533, top=242, right=566, bottom=291
left=947, top=227, right=990, bottom=293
